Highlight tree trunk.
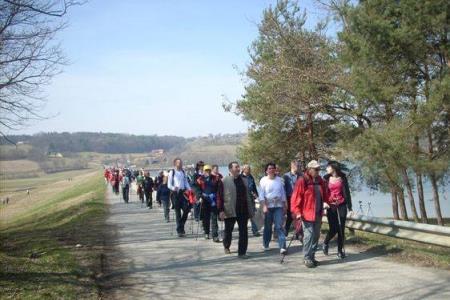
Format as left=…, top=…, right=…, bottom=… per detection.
left=401, top=168, right=419, bottom=222
left=397, top=187, right=409, bottom=221
left=427, top=130, right=444, bottom=226
left=416, top=172, right=428, bottom=223
left=306, top=110, right=318, bottom=159
left=430, top=173, right=444, bottom=226
left=390, top=186, right=400, bottom=220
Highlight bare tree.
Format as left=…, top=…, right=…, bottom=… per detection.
left=0, top=0, right=84, bottom=141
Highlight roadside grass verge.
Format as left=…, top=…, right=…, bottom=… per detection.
left=0, top=172, right=108, bottom=299
left=320, top=224, right=450, bottom=270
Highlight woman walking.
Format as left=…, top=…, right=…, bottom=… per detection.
left=323, top=161, right=353, bottom=259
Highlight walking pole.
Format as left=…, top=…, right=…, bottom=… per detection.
left=335, top=204, right=346, bottom=256
left=280, top=217, right=299, bottom=264
left=195, top=200, right=203, bottom=241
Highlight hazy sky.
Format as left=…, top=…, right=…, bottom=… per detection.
left=18, top=0, right=330, bottom=137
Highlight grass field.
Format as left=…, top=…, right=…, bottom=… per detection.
left=0, top=169, right=108, bottom=299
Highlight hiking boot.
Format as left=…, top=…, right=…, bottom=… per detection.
left=312, top=259, right=320, bottom=266
left=253, top=232, right=261, bottom=237
left=337, top=251, right=346, bottom=259
left=280, top=248, right=287, bottom=255
left=323, top=243, right=329, bottom=256
left=204, top=234, right=210, bottom=240
left=177, top=233, right=184, bottom=238
left=224, top=248, right=231, bottom=255
left=213, top=237, right=220, bottom=243
left=238, top=254, right=250, bottom=259
left=304, top=259, right=316, bottom=268
left=262, top=246, right=270, bottom=251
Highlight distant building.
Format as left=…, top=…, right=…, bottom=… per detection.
left=151, top=149, right=164, bottom=155
left=48, top=152, right=63, bottom=158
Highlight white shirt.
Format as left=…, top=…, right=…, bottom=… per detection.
left=168, top=169, right=191, bottom=191
left=259, top=176, right=286, bottom=208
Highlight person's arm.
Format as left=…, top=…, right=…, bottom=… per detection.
left=344, top=177, right=352, bottom=211
left=217, top=179, right=224, bottom=212
left=291, top=179, right=304, bottom=219
left=168, top=171, right=175, bottom=191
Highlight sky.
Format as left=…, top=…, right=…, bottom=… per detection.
left=17, top=0, right=331, bottom=137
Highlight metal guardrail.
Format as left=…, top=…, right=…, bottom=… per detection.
left=325, top=214, right=450, bottom=248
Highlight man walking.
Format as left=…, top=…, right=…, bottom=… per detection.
left=168, top=158, right=192, bottom=237
left=241, top=164, right=261, bottom=237
left=218, top=162, right=254, bottom=259
left=143, top=171, right=154, bottom=209
left=283, top=160, right=302, bottom=236
left=291, top=160, right=329, bottom=268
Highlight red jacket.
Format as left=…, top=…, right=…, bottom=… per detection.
left=290, top=174, right=330, bottom=222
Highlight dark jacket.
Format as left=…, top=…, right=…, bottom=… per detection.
left=157, top=184, right=171, bottom=202
left=143, top=176, right=154, bottom=193
left=323, top=174, right=352, bottom=210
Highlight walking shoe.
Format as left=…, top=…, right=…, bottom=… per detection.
left=177, top=233, right=184, bottom=238
left=224, top=248, right=231, bottom=254
left=304, top=259, right=316, bottom=268
left=213, top=237, right=220, bottom=243
left=323, top=243, right=329, bottom=256
left=238, top=254, right=250, bottom=259
left=262, top=246, right=270, bottom=251
left=253, top=232, right=261, bottom=237
left=204, top=234, right=210, bottom=240
left=166, top=220, right=170, bottom=223
left=312, top=259, right=320, bottom=266
left=280, top=248, right=287, bottom=255
left=337, top=251, right=346, bottom=259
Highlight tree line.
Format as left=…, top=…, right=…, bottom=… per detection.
left=225, top=0, right=448, bottom=225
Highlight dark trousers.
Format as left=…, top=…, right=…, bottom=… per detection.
left=223, top=214, right=249, bottom=255
left=145, top=191, right=153, bottom=208
left=172, top=191, right=190, bottom=234
left=122, top=186, right=129, bottom=203
left=324, top=205, right=347, bottom=253
left=285, top=199, right=293, bottom=234
left=202, top=203, right=219, bottom=238
left=194, top=202, right=201, bottom=222
left=162, top=199, right=170, bottom=221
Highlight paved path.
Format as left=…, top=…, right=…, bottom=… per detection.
left=102, top=187, right=450, bottom=300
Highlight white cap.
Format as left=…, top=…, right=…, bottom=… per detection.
left=307, top=160, right=321, bottom=169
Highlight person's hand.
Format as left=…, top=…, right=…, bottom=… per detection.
left=219, top=211, right=225, bottom=220
left=296, top=214, right=302, bottom=220
left=174, top=187, right=179, bottom=192
left=263, top=204, right=268, bottom=214
left=323, top=203, right=330, bottom=209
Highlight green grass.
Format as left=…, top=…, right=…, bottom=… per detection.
left=0, top=173, right=107, bottom=299
left=321, top=224, right=450, bottom=270
left=0, top=169, right=94, bottom=193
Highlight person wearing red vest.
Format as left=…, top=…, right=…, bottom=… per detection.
left=290, top=160, right=330, bottom=268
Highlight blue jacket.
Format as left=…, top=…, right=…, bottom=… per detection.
left=157, top=184, right=171, bottom=202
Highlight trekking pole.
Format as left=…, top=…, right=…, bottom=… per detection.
left=195, top=200, right=203, bottom=241
left=335, top=202, right=346, bottom=256
left=280, top=217, right=298, bottom=264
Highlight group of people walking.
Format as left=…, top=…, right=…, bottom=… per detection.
left=104, top=157, right=352, bottom=268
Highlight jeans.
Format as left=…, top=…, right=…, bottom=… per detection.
left=202, top=202, right=219, bottom=238
left=263, top=207, right=286, bottom=249
left=122, top=186, right=129, bottom=203
left=172, top=190, right=190, bottom=234
left=145, top=191, right=153, bottom=208
left=223, top=214, right=249, bottom=255
left=302, top=218, right=322, bottom=260
left=324, top=205, right=347, bottom=253
left=162, top=199, right=170, bottom=221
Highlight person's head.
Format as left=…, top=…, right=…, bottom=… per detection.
left=203, top=164, right=212, bottom=176
left=242, top=164, right=251, bottom=175
left=290, top=160, right=300, bottom=174
left=159, top=171, right=164, bottom=177
left=173, top=158, right=182, bottom=169
left=265, top=162, right=276, bottom=178
left=275, top=164, right=281, bottom=176
left=211, top=164, right=219, bottom=174
left=195, top=161, right=205, bottom=173
left=144, top=171, right=150, bottom=177
left=228, top=161, right=240, bottom=177
left=306, top=160, right=321, bottom=178
left=326, top=161, right=345, bottom=177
